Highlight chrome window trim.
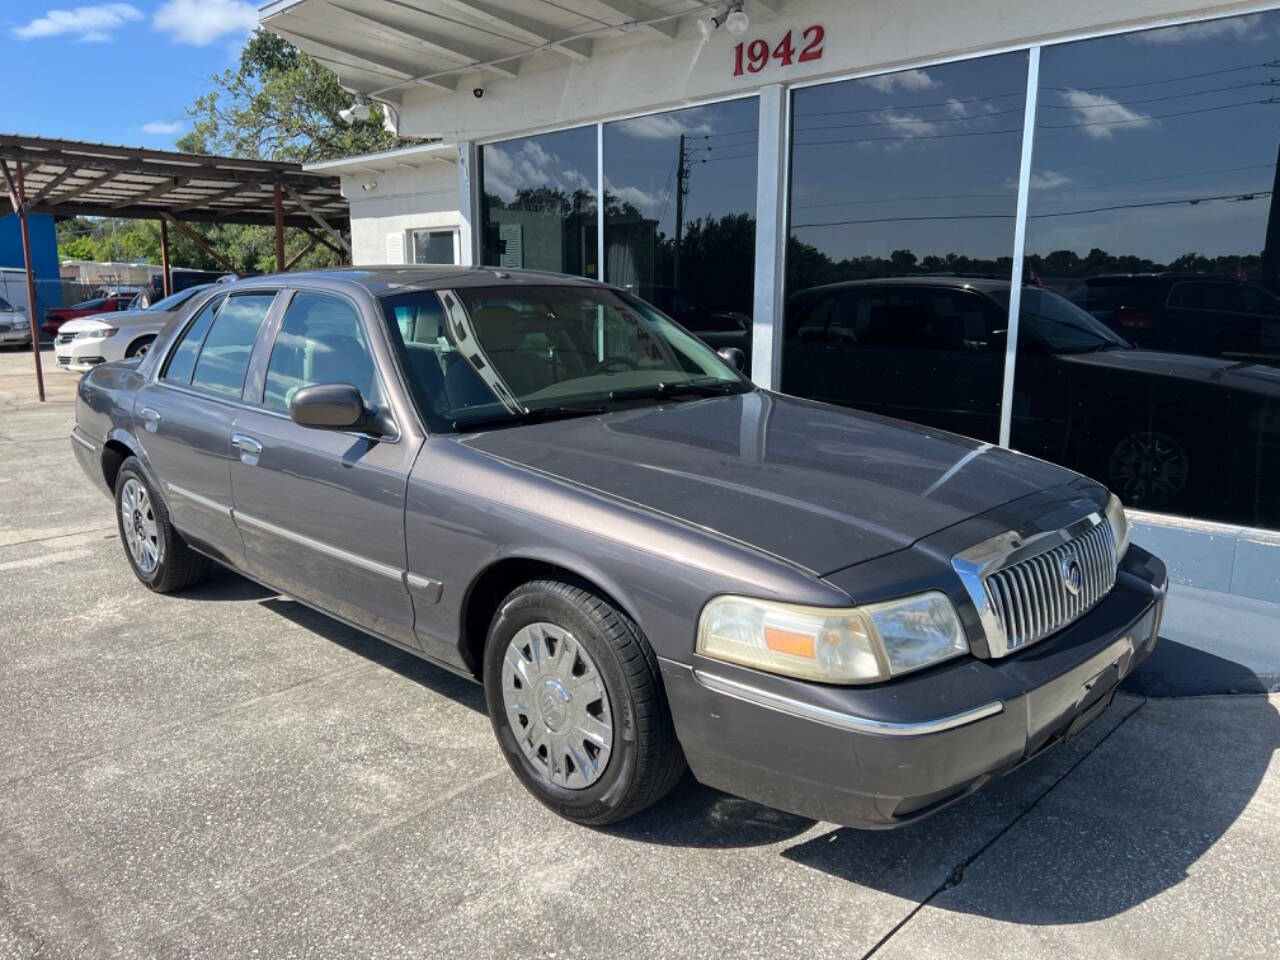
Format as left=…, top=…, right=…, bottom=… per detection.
left=952, top=507, right=1114, bottom=658
left=693, top=669, right=1003, bottom=738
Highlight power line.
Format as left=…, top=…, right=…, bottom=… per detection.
left=793, top=105, right=1026, bottom=132
left=1038, top=79, right=1273, bottom=110
left=1044, top=59, right=1280, bottom=93
left=1037, top=95, right=1278, bottom=130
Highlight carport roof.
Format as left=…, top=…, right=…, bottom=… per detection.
left=0, top=134, right=348, bottom=228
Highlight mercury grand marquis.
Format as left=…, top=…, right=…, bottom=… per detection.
left=70, top=266, right=1167, bottom=829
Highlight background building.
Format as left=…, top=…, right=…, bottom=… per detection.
left=264, top=0, right=1280, bottom=677
left=0, top=211, right=60, bottom=323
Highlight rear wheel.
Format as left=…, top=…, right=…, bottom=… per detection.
left=483, top=577, right=686, bottom=825
left=114, top=457, right=211, bottom=592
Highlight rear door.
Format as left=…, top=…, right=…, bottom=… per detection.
left=132, top=289, right=281, bottom=562
left=229, top=288, right=423, bottom=647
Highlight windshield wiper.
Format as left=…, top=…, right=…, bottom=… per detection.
left=452, top=403, right=608, bottom=432
left=607, top=379, right=744, bottom=402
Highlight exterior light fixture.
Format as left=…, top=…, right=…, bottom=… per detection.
left=339, top=94, right=373, bottom=124
left=699, top=3, right=748, bottom=39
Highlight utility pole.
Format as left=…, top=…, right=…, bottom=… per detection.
left=673, top=133, right=689, bottom=290
left=1260, top=139, right=1280, bottom=292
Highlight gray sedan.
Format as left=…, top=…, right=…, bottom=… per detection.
left=70, top=267, right=1167, bottom=828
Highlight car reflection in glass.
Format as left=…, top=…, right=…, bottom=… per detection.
left=783, top=277, right=1280, bottom=528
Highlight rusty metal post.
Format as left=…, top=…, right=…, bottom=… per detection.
left=274, top=183, right=286, bottom=272
left=159, top=217, right=172, bottom=297
left=15, top=163, right=45, bottom=402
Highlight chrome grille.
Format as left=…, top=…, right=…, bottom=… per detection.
left=56, top=333, right=75, bottom=345
left=982, top=519, right=1117, bottom=654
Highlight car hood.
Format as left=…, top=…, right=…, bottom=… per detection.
left=57, top=315, right=118, bottom=333
left=1059, top=347, right=1280, bottom=394
left=458, top=391, right=1082, bottom=575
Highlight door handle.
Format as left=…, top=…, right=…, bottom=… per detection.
left=231, top=433, right=263, bottom=465
left=139, top=407, right=161, bottom=433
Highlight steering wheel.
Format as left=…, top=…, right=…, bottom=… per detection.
left=589, top=356, right=640, bottom=374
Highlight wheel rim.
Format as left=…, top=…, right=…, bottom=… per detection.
left=120, top=477, right=160, bottom=574
left=1108, top=430, right=1189, bottom=505
left=135, top=342, right=149, bottom=357
left=501, top=621, right=613, bottom=790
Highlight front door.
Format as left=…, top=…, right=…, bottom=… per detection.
left=229, top=289, right=423, bottom=647
left=133, top=290, right=280, bottom=562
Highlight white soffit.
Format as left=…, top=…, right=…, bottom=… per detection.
left=259, top=0, right=727, bottom=101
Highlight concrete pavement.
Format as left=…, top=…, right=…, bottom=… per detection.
left=1, top=347, right=1277, bottom=959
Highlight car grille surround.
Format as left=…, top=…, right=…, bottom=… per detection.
left=952, top=510, right=1120, bottom=659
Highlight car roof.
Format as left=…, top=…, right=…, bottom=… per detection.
left=215, top=265, right=606, bottom=298
left=793, top=276, right=1014, bottom=297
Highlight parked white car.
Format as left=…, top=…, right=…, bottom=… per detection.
left=0, top=296, right=32, bottom=347
left=54, top=285, right=210, bottom=372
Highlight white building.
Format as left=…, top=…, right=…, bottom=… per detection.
left=267, top=0, right=1280, bottom=675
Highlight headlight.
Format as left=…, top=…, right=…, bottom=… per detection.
left=11, top=317, right=28, bottom=328
left=1104, top=493, right=1130, bottom=561
left=696, top=592, right=968, bottom=684
left=75, top=327, right=116, bottom=341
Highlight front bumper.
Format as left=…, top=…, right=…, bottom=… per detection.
left=54, top=339, right=110, bottom=372
left=662, top=545, right=1167, bottom=829
left=0, top=327, right=31, bottom=344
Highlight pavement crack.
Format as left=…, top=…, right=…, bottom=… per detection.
left=859, top=696, right=1149, bottom=960
left=0, top=525, right=115, bottom=550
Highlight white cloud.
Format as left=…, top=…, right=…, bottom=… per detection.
left=482, top=141, right=593, bottom=204
left=1003, top=169, right=1073, bottom=191
left=152, top=0, right=256, bottom=47
left=616, top=113, right=714, bottom=140
left=12, top=4, right=142, bottom=43
left=1133, top=14, right=1265, bottom=45
left=944, top=98, right=968, bottom=118
left=858, top=69, right=935, bottom=94
left=873, top=110, right=940, bottom=138
left=140, top=120, right=183, bottom=135
left=604, top=181, right=662, bottom=215
left=1058, top=89, right=1156, bottom=139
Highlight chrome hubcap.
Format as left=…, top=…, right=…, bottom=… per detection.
left=501, top=622, right=612, bottom=790
left=120, top=477, right=160, bottom=574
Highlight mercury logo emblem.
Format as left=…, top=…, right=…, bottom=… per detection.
left=1062, top=556, right=1084, bottom=596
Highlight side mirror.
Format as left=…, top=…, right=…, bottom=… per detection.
left=290, top=383, right=371, bottom=431
left=717, top=346, right=746, bottom=372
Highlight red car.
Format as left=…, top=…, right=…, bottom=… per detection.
left=41, top=292, right=141, bottom=337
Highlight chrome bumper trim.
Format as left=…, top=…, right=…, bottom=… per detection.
left=692, top=669, right=1004, bottom=737
left=234, top=509, right=404, bottom=582
left=69, top=431, right=97, bottom=453
left=166, top=482, right=233, bottom=518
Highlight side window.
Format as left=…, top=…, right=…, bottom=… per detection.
left=263, top=292, right=377, bottom=412
left=190, top=293, right=277, bottom=399
left=1168, top=282, right=1244, bottom=312
left=163, top=295, right=224, bottom=384
left=1240, top=285, right=1280, bottom=316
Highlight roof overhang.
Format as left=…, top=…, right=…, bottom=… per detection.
left=258, top=0, right=722, bottom=103
left=303, top=142, right=457, bottom=175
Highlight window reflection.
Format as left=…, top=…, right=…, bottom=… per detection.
left=1016, top=11, right=1280, bottom=528
left=604, top=99, right=757, bottom=361
left=782, top=53, right=1028, bottom=442
left=479, top=127, right=597, bottom=278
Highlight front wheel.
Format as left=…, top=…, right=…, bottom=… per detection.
left=483, top=577, right=686, bottom=826
left=114, top=457, right=211, bottom=592
left=125, top=335, right=155, bottom=359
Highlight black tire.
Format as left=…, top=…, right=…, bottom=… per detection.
left=125, top=335, right=155, bottom=359
left=114, top=456, right=211, bottom=593
left=483, top=577, right=686, bottom=826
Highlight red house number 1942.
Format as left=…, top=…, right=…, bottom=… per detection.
left=732, top=25, right=824, bottom=76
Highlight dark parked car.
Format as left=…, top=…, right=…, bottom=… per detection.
left=1074, top=273, right=1280, bottom=365
left=783, top=277, right=1280, bottom=527
left=71, top=267, right=1165, bottom=829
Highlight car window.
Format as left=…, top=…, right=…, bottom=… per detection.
left=1167, top=281, right=1245, bottom=312
left=146, top=286, right=204, bottom=312
left=1239, top=285, right=1280, bottom=316
left=163, top=295, right=225, bottom=384
left=263, top=292, right=378, bottom=412
left=0, top=297, right=12, bottom=312
left=190, top=293, right=277, bottom=399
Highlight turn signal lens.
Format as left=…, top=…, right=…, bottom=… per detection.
left=697, top=592, right=968, bottom=684
left=1104, top=493, right=1130, bottom=561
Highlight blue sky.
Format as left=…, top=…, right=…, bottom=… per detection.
left=2, top=2, right=260, bottom=147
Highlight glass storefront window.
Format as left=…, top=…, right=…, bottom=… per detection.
left=479, top=126, right=598, bottom=278
left=603, top=98, right=758, bottom=360
left=782, top=53, right=1028, bottom=442
left=1015, top=10, right=1280, bottom=528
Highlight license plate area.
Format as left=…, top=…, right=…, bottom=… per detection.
left=1063, top=660, right=1122, bottom=741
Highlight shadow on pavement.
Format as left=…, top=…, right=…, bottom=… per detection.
left=781, top=687, right=1280, bottom=924
left=179, top=565, right=277, bottom=603
left=1124, top=637, right=1275, bottom=695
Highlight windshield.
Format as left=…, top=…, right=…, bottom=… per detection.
left=0, top=297, right=12, bottom=312
left=146, top=286, right=206, bottom=312
left=991, top=288, right=1130, bottom=353
left=381, top=284, right=751, bottom=432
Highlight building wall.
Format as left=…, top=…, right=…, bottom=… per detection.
left=394, top=0, right=1273, bottom=141
left=341, top=162, right=461, bottom=266
left=0, top=212, right=62, bottom=322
